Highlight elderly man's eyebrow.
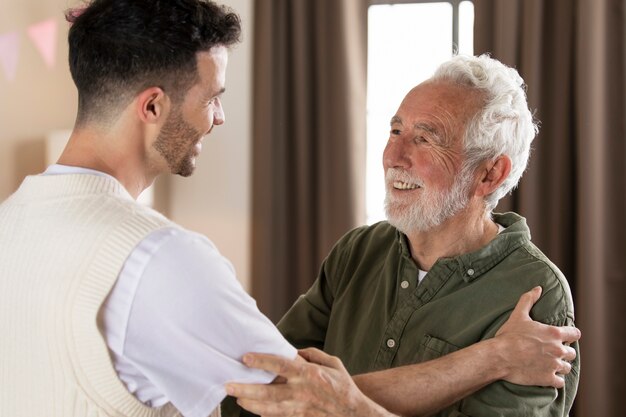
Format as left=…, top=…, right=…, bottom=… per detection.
left=413, top=122, right=438, bottom=135
left=390, top=117, right=444, bottom=142
left=417, top=122, right=449, bottom=144
left=390, top=116, right=402, bottom=125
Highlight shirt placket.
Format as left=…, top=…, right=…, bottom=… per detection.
left=372, top=254, right=421, bottom=369
left=373, top=253, right=461, bottom=370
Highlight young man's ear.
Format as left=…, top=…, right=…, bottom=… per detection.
left=136, top=87, right=169, bottom=123
left=475, top=155, right=512, bottom=197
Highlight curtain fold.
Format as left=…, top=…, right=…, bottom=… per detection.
left=474, top=1, right=626, bottom=415
left=251, top=0, right=367, bottom=322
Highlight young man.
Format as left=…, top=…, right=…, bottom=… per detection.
left=0, top=2, right=296, bottom=416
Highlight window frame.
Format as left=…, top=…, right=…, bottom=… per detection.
left=367, top=0, right=466, bottom=54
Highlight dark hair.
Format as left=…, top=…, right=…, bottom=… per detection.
left=66, top=0, right=241, bottom=124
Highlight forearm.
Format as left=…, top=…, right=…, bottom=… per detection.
left=353, top=338, right=506, bottom=417
left=354, top=288, right=580, bottom=417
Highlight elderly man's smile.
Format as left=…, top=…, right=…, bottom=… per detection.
left=393, top=181, right=421, bottom=190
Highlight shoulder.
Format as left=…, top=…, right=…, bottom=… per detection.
left=490, top=237, right=574, bottom=325
left=115, top=227, right=237, bottom=336
left=124, top=227, right=254, bottom=332
left=489, top=213, right=575, bottom=324
left=330, top=221, right=398, bottom=258
left=515, top=241, right=575, bottom=323
left=140, top=227, right=234, bottom=278
left=114, top=197, right=173, bottom=227
left=320, top=222, right=400, bottom=293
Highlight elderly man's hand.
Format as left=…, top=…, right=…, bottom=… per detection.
left=225, top=348, right=395, bottom=417
left=495, top=286, right=581, bottom=388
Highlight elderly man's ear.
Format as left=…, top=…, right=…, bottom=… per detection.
left=475, top=155, right=512, bottom=197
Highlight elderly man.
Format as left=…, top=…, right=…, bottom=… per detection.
left=227, top=55, right=579, bottom=417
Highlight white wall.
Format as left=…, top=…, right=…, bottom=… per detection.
left=0, top=0, right=255, bottom=290
left=0, top=1, right=77, bottom=199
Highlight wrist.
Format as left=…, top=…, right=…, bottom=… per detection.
left=473, top=337, right=510, bottom=384
left=483, top=336, right=512, bottom=381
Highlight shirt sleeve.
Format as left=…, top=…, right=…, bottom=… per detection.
left=222, top=241, right=338, bottom=417
left=276, top=249, right=339, bottom=350
left=455, top=281, right=580, bottom=417
left=121, top=228, right=297, bottom=417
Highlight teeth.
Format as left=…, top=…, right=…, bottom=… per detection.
left=393, top=181, right=419, bottom=190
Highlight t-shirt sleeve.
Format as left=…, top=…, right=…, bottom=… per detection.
left=122, top=229, right=297, bottom=417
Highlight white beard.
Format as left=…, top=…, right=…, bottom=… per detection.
left=384, top=167, right=472, bottom=234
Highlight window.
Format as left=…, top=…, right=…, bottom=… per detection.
left=366, top=1, right=474, bottom=224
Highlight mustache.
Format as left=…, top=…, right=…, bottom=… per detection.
left=385, top=168, right=424, bottom=187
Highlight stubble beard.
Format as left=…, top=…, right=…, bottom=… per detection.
left=153, top=109, right=204, bottom=177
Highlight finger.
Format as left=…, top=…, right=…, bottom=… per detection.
left=558, top=326, right=582, bottom=344
left=510, top=286, right=542, bottom=320
left=237, top=398, right=291, bottom=417
left=298, top=348, right=344, bottom=370
left=561, top=345, right=577, bottom=362
left=550, top=374, right=566, bottom=389
left=225, top=383, right=270, bottom=400
left=241, top=353, right=302, bottom=378
left=559, top=359, right=572, bottom=375
left=226, top=382, right=290, bottom=401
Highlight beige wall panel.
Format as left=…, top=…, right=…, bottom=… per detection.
left=0, top=0, right=254, bottom=290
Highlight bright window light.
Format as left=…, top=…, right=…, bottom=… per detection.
left=366, top=1, right=474, bottom=225
left=458, top=1, right=475, bottom=55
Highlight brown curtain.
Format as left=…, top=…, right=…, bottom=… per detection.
left=474, top=1, right=626, bottom=416
left=251, top=0, right=368, bottom=323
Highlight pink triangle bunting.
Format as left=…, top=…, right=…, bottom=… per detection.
left=0, top=32, right=20, bottom=82
left=27, top=18, right=58, bottom=69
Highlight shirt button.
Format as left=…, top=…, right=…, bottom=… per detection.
left=467, top=268, right=475, bottom=276
left=386, top=338, right=396, bottom=348
left=401, top=280, right=409, bottom=289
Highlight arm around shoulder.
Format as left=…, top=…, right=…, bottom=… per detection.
left=452, top=283, right=580, bottom=417
left=353, top=287, right=580, bottom=417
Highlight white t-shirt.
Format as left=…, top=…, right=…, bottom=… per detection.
left=43, top=165, right=297, bottom=417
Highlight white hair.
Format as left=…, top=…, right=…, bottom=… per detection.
left=431, top=54, right=539, bottom=211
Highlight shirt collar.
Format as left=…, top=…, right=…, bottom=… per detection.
left=395, top=212, right=531, bottom=283
left=43, top=164, right=115, bottom=180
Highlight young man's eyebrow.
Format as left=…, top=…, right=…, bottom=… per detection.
left=205, top=87, right=226, bottom=100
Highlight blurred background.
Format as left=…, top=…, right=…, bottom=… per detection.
left=1, top=0, right=624, bottom=415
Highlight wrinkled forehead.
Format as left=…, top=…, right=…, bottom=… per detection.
left=394, top=80, right=485, bottom=144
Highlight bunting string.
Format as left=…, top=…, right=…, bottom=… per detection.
left=0, top=18, right=59, bottom=82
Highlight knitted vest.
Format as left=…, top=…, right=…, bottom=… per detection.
left=0, top=174, right=203, bottom=417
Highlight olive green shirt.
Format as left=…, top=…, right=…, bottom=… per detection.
left=277, top=212, right=579, bottom=417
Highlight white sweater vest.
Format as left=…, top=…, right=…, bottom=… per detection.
left=0, top=174, right=194, bottom=417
